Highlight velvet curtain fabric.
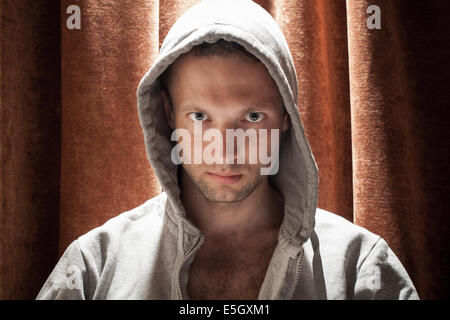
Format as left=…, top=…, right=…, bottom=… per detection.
left=1, top=0, right=449, bottom=299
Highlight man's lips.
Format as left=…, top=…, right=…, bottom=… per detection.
left=207, top=172, right=243, bottom=185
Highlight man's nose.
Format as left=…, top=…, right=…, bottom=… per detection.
left=215, top=120, right=241, bottom=164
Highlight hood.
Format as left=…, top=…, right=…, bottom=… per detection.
left=136, top=0, right=318, bottom=246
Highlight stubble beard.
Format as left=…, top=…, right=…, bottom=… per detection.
left=183, top=165, right=265, bottom=203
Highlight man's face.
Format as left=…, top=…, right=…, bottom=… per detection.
left=162, top=53, right=289, bottom=203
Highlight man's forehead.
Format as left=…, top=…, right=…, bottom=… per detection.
left=170, top=55, right=280, bottom=93
left=176, top=80, right=282, bottom=111
left=168, top=52, right=267, bottom=82
left=161, top=49, right=285, bottom=116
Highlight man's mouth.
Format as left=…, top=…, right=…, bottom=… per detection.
left=206, top=172, right=243, bottom=185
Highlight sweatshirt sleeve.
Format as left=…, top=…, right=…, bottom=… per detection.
left=353, top=237, right=420, bottom=300
left=36, top=240, right=89, bottom=300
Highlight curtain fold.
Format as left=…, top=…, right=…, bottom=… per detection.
left=347, top=0, right=450, bottom=299
left=0, top=0, right=61, bottom=300
left=276, top=0, right=354, bottom=222
left=1, top=0, right=448, bottom=299
left=59, top=0, right=161, bottom=257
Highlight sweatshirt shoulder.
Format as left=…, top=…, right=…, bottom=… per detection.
left=310, top=208, right=419, bottom=299
left=76, top=192, right=168, bottom=255
left=314, top=207, right=380, bottom=244
left=312, top=208, right=381, bottom=265
left=37, top=193, right=170, bottom=300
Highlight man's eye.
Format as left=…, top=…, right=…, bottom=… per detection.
left=188, top=112, right=209, bottom=122
left=245, top=112, right=265, bottom=122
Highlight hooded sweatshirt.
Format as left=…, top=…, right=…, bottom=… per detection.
left=36, top=0, right=419, bottom=300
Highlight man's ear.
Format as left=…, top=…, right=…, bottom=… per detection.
left=162, top=88, right=175, bottom=129
left=282, top=110, right=290, bottom=132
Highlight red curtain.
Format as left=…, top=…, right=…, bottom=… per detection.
left=1, top=0, right=449, bottom=299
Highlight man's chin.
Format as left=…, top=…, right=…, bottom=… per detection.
left=204, top=194, right=247, bottom=203
left=196, top=175, right=264, bottom=203
left=199, top=184, right=247, bottom=203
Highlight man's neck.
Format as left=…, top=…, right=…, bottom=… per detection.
left=180, top=169, right=284, bottom=241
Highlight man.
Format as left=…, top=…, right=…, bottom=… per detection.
left=37, top=0, right=419, bottom=299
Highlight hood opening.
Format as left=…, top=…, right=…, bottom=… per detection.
left=136, top=0, right=318, bottom=246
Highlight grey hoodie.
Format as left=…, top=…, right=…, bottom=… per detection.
left=37, top=0, right=419, bottom=300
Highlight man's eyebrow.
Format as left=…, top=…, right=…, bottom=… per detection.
left=178, top=104, right=209, bottom=112
left=180, top=103, right=279, bottom=112
left=243, top=103, right=280, bottom=111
